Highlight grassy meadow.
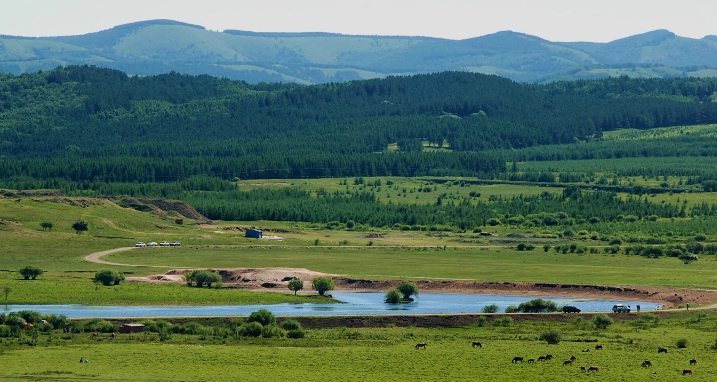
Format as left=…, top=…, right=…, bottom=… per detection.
left=2, top=312, right=717, bottom=381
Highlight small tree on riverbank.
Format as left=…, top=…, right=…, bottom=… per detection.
left=312, top=277, right=335, bottom=296
left=288, top=279, right=303, bottom=295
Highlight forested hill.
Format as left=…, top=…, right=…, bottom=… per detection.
left=2, top=20, right=717, bottom=83
left=1, top=66, right=717, bottom=185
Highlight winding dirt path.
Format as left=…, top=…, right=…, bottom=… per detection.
left=84, top=247, right=182, bottom=268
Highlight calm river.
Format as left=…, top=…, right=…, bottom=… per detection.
left=1, top=292, right=661, bottom=318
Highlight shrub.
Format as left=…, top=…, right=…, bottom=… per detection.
left=487, top=218, right=501, bottom=226
left=593, top=314, right=614, bottom=329
left=237, top=322, right=263, bottom=337
left=3, top=313, right=26, bottom=327
left=676, top=338, right=688, bottom=348
left=93, top=270, right=125, bottom=286
left=44, top=314, right=69, bottom=330
left=494, top=317, right=513, bottom=327
left=543, top=244, right=551, bottom=252
left=280, top=319, right=301, bottom=331
left=185, top=270, right=221, bottom=287
left=516, top=243, right=527, bottom=251
left=182, top=322, right=206, bottom=335
left=695, top=234, right=707, bottom=242
left=261, top=324, right=285, bottom=338
left=384, top=289, right=401, bottom=304
left=72, top=220, right=89, bottom=234
left=311, top=277, right=335, bottom=296
left=517, top=298, right=558, bottom=313
left=396, top=282, right=419, bottom=300
left=679, top=253, right=699, bottom=264
left=287, top=329, right=305, bottom=338
left=85, top=318, right=117, bottom=333
left=19, top=265, right=44, bottom=280
left=540, top=329, right=562, bottom=344
left=505, top=305, right=519, bottom=313
left=248, top=309, right=276, bottom=326
left=17, top=310, right=41, bottom=324
left=482, top=304, right=499, bottom=313
left=476, top=316, right=487, bottom=327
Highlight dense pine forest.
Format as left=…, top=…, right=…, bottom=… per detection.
left=3, top=66, right=717, bottom=227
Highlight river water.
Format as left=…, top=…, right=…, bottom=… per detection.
left=1, top=292, right=661, bottom=318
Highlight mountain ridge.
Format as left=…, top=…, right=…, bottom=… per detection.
left=1, top=19, right=716, bottom=83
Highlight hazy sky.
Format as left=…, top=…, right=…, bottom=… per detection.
left=2, top=0, right=715, bottom=42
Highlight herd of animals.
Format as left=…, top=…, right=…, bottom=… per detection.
left=415, top=342, right=698, bottom=376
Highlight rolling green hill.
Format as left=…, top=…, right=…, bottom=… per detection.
left=1, top=20, right=717, bottom=83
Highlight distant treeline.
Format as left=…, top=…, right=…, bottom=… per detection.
left=1, top=66, right=717, bottom=186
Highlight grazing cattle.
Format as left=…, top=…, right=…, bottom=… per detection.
left=545, top=354, right=553, bottom=360
left=111, top=332, right=116, bottom=339
left=642, top=360, right=653, bottom=367
left=563, top=360, right=573, bottom=366
left=683, top=369, right=692, bottom=375
left=570, top=355, right=577, bottom=361
left=92, top=332, right=98, bottom=338
left=658, top=347, right=668, bottom=353
left=415, top=343, right=427, bottom=349
left=582, top=348, right=590, bottom=352
left=512, top=357, right=524, bottom=363
left=472, top=341, right=482, bottom=348
left=588, top=366, right=599, bottom=372
left=528, top=358, right=535, bottom=363
left=538, top=355, right=547, bottom=361
left=595, top=344, right=604, bottom=350
left=689, top=359, right=697, bottom=366
left=580, top=366, right=586, bottom=372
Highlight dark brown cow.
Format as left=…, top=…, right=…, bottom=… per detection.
left=581, top=348, right=590, bottom=352
left=545, top=354, right=553, bottom=360
left=588, top=366, right=599, bottom=372
left=92, top=332, right=98, bottom=338
left=595, top=344, right=604, bottom=350
left=415, top=343, right=427, bottom=349
left=512, top=357, right=524, bottom=363
left=538, top=355, right=547, bottom=361
left=527, top=358, right=535, bottom=363
left=472, top=341, right=482, bottom=348
left=689, top=359, right=697, bottom=366
left=683, top=369, right=692, bottom=375
left=563, top=360, right=573, bottom=366
left=570, top=355, right=577, bottom=361
left=580, top=366, right=586, bottom=372
left=658, top=347, right=668, bottom=353
left=642, top=360, right=652, bottom=367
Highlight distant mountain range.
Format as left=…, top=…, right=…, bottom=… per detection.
left=1, top=19, right=717, bottom=84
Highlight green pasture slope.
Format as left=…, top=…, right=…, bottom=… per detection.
left=2, top=313, right=717, bottom=381
left=0, top=195, right=324, bottom=305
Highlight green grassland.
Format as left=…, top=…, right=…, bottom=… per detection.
left=104, top=245, right=717, bottom=289
left=2, top=313, right=717, bottom=381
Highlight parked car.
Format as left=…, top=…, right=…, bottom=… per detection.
left=612, top=304, right=631, bottom=313
left=147, top=242, right=158, bottom=247
left=159, top=241, right=170, bottom=247
left=170, top=241, right=181, bottom=247
left=135, top=242, right=146, bottom=247
left=562, top=305, right=581, bottom=313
